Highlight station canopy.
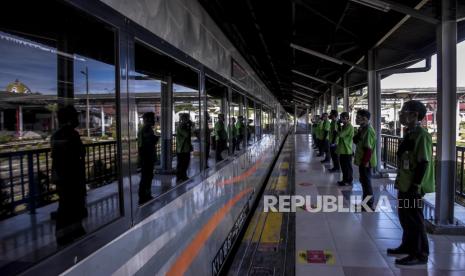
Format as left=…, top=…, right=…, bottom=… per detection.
left=199, top=0, right=465, bottom=112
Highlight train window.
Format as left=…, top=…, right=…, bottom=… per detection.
left=256, top=104, right=262, bottom=140
left=172, top=70, right=200, bottom=182
left=247, top=99, right=255, bottom=144
left=230, top=91, right=245, bottom=153
left=262, top=108, right=269, bottom=135
left=205, top=77, right=228, bottom=166
left=0, top=1, right=121, bottom=275
left=133, top=42, right=164, bottom=204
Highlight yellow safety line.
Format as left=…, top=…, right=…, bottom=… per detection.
left=260, top=212, right=283, bottom=243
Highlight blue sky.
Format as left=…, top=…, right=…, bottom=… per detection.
left=381, top=41, right=465, bottom=88
left=0, top=31, right=195, bottom=94
left=1, top=31, right=464, bottom=93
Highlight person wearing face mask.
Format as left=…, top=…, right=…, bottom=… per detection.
left=319, top=113, right=331, bottom=163
left=312, top=115, right=321, bottom=150
left=236, top=116, right=245, bottom=150
left=176, top=113, right=193, bottom=182
left=387, top=100, right=434, bottom=266
left=353, top=109, right=377, bottom=211
left=214, top=113, right=228, bottom=162
left=230, top=117, right=238, bottom=154
left=51, top=105, right=87, bottom=246
left=328, top=110, right=341, bottom=172
left=336, top=112, right=354, bottom=186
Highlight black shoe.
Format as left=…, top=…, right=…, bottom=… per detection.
left=387, top=247, right=409, bottom=255
left=328, top=168, right=340, bottom=173
left=320, top=159, right=330, bottom=163
left=317, top=154, right=323, bottom=157
left=395, top=255, right=428, bottom=266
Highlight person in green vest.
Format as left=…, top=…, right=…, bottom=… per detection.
left=319, top=113, right=331, bottom=163
left=205, top=111, right=211, bottom=167
left=336, top=112, right=354, bottom=186
left=230, top=117, right=238, bottom=154
left=236, top=115, right=245, bottom=150
left=328, top=110, right=340, bottom=172
left=316, top=115, right=325, bottom=156
left=387, top=100, right=434, bottom=266
left=176, top=113, right=193, bottom=182
left=353, top=109, right=376, bottom=210
left=312, top=115, right=320, bottom=150
left=137, top=112, right=159, bottom=204
left=214, top=113, right=228, bottom=162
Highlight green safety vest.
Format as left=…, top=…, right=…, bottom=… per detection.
left=236, top=121, right=245, bottom=136
left=329, top=120, right=338, bottom=144
left=395, top=126, right=435, bottom=194
left=354, top=124, right=377, bottom=167
left=214, top=121, right=228, bottom=141
left=312, top=123, right=318, bottom=135
left=176, top=126, right=192, bottom=153
left=317, top=120, right=330, bottom=140
left=336, top=123, right=354, bottom=155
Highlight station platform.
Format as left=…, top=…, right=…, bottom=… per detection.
left=228, top=134, right=465, bottom=276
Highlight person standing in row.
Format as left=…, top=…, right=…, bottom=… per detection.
left=205, top=112, right=211, bottom=167
left=336, top=112, right=354, bottom=186
left=319, top=113, right=331, bottom=163
left=328, top=110, right=340, bottom=172
left=236, top=115, right=245, bottom=151
left=52, top=105, right=87, bottom=246
left=137, top=112, right=159, bottom=205
left=214, top=113, right=228, bottom=162
left=353, top=109, right=376, bottom=211
left=230, top=117, right=237, bottom=155
left=312, top=115, right=320, bottom=150
left=176, top=113, right=193, bottom=182
left=387, top=100, right=434, bottom=266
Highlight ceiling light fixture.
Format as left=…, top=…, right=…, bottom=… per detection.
left=292, top=89, right=314, bottom=99
left=290, top=43, right=343, bottom=65
left=349, top=0, right=390, bottom=12
left=292, top=70, right=327, bottom=84
left=292, top=82, right=321, bottom=94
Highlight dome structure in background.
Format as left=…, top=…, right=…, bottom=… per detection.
left=6, top=79, right=31, bottom=94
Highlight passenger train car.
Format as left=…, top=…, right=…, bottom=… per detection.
left=0, top=0, right=290, bottom=275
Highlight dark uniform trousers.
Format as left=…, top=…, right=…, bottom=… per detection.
left=139, top=160, right=154, bottom=199
left=398, top=191, right=429, bottom=259
left=359, top=166, right=374, bottom=207
left=330, top=145, right=340, bottom=169
left=216, top=139, right=227, bottom=161
left=339, top=154, right=353, bottom=183
left=176, top=153, right=190, bottom=179
left=321, top=140, right=330, bottom=160
left=232, top=137, right=237, bottom=154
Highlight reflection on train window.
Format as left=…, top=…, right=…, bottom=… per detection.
left=247, top=99, right=255, bottom=144
left=205, top=77, right=228, bottom=166
left=173, top=80, right=200, bottom=182
left=133, top=42, right=164, bottom=205
left=262, top=108, right=272, bottom=135
left=230, top=91, right=245, bottom=153
left=0, top=1, right=121, bottom=275
left=256, top=104, right=262, bottom=141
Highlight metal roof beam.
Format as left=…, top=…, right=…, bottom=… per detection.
left=292, top=82, right=322, bottom=94
left=349, top=0, right=438, bottom=25
left=292, top=70, right=343, bottom=88
left=292, top=89, right=315, bottom=99
left=293, top=0, right=359, bottom=39
left=291, top=43, right=367, bottom=72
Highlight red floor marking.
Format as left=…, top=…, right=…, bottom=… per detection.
left=298, top=182, right=312, bottom=186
